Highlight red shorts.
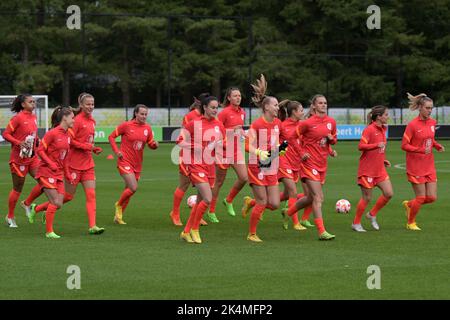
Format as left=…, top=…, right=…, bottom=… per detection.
left=38, top=176, right=65, bottom=194
left=278, top=167, right=300, bottom=183
left=216, top=147, right=245, bottom=170
left=248, top=165, right=279, bottom=187
left=179, top=158, right=189, bottom=177
left=9, top=157, right=40, bottom=178
left=407, top=172, right=437, bottom=184
left=216, top=155, right=232, bottom=170
left=65, top=167, right=96, bottom=185
left=117, top=165, right=141, bottom=181
left=188, top=165, right=215, bottom=188
left=358, top=175, right=390, bottom=189
left=300, top=164, right=326, bottom=185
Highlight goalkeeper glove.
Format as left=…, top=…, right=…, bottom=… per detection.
left=255, top=148, right=270, bottom=161
left=278, top=140, right=288, bottom=156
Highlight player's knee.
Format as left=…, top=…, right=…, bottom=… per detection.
left=312, top=194, right=324, bottom=203
left=180, top=181, right=190, bottom=191
left=13, top=183, right=24, bottom=193
left=303, top=195, right=313, bottom=205
left=238, top=175, right=248, bottom=184
left=202, top=196, right=212, bottom=205
left=255, top=198, right=267, bottom=206
left=129, top=185, right=138, bottom=193
left=286, top=187, right=296, bottom=198
left=268, top=201, right=279, bottom=210
left=217, top=178, right=226, bottom=187
left=384, top=191, right=393, bottom=200
left=238, top=178, right=248, bottom=185
left=288, top=191, right=297, bottom=199
left=53, top=200, right=63, bottom=209
left=363, top=194, right=372, bottom=202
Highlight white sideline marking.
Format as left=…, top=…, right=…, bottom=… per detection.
left=394, top=160, right=450, bottom=173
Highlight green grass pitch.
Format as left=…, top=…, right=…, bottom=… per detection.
left=0, top=141, right=449, bottom=299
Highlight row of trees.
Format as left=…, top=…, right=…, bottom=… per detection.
left=0, top=0, right=449, bottom=110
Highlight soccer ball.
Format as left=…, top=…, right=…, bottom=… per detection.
left=187, top=195, right=197, bottom=208
left=335, top=199, right=351, bottom=213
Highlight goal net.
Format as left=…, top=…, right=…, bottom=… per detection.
left=0, top=95, right=49, bottom=143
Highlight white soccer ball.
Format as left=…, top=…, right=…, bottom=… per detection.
left=335, top=199, right=351, bottom=213
left=187, top=195, right=197, bottom=208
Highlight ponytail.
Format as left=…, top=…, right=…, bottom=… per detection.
left=73, top=92, right=94, bottom=116
left=306, top=94, right=325, bottom=118
left=367, top=105, right=387, bottom=124
left=196, top=93, right=218, bottom=115
left=11, top=94, right=32, bottom=113
left=51, top=106, right=73, bottom=128
left=407, top=92, right=432, bottom=111
left=222, top=87, right=241, bottom=107
left=278, top=99, right=302, bottom=121
left=251, top=74, right=275, bottom=111
left=189, top=96, right=201, bottom=111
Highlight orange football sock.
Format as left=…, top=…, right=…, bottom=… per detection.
left=8, top=189, right=21, bottom=219
left=193, top=201, right=209, bottom=230
left=35, top=203, right=47, bottom=213
left=85, top=188, right=97, bottom=228
left=314, top=218, right=326, bottom=235
left=118, top=188, right=134, bottom=207
left=286, top=201, right=299, bottom=217
left=172, top=187, right=185, bottom=217
left=369, top=195, right=390, bottom=216
left=183, top=203, right=198, bottom=234
left=45, top=203, right=58, bottom=233
left=408, top=196, right=426, bottom=224
left=24, top=184, right=43, bottom=206
left=249, top=204, right=265, bottom=234
left=424, top=196, right=436, bottom=204
left=288, top=198, right=299, bottom=224
left=35, top=193, right=73, bottom=214
left=280, top=192, right=289, bottom=202
left=226, top=187, right=240, bottom=203
left=210, top=196, right=218, bottom=213
left=353, top=198, right=368, bottom=224
left=301, top=205, right=312, bottom=221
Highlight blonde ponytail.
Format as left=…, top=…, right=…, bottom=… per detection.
left=251, top=74, right=268, bottom=109
left=407, top=92, right=432, bottom=111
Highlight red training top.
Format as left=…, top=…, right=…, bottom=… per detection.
left=179, top=109, right=202, bottom=157
left=247, top=116, right=282, bottom=172
left=401, top=116, right=443, bottom=176
left=357, top=122, right=388, bottom=177
left=296, top=114, right=337, bottom=172
left=279, top=118, right=302, bottom=171
left=182, top=109, right=202, bottom=127
left=2, top=110, right=39, bottom=165
left=181, top=116, right=226, bottom=169
left=109, top=119, right=156, bottom=173
left=67, top=112, right=96, bottom=170
left=36, top=126, right=71, bottom=180
left=218, top=104, right=246, bottom=159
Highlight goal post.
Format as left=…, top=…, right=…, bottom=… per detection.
left=0, top=95, right=49, bottom=132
